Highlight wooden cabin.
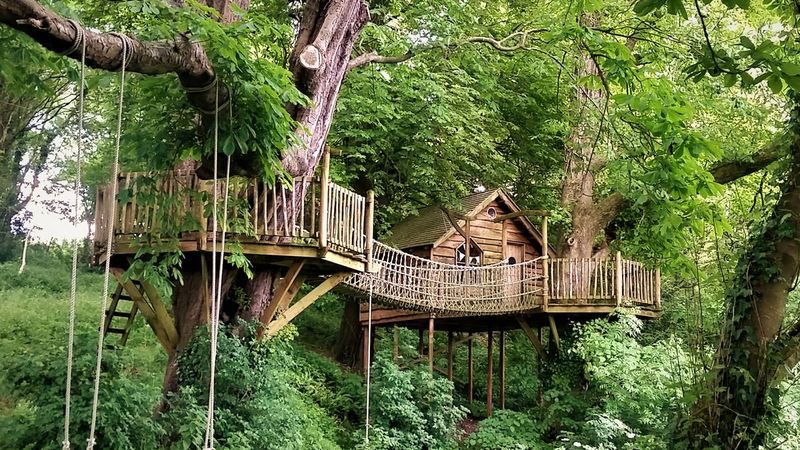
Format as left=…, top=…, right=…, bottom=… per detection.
left=383, top=189, right=553, bottom=265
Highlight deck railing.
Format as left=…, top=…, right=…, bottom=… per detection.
left=548, top=252, right=660, bottom=309
left=94, top=154, right=372, bottom=258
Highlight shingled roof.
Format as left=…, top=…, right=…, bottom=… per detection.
left=382, top=190, right=499, bottom=250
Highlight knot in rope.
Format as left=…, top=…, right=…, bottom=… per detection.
left=59, top=19, right=84, bottom=56
left=108, top=32, right=134, bottom=70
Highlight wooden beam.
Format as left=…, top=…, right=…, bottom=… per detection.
left=501, top=219, right=508, bottom=260
left=257, top=260, right=306, bottom=339
left=487, top=330, right=494, bottom=417
left=467, top=332, right=474, bottom=404
left=548, top=315, right=561, bottom=353
left=318, top=150, right=330, bottom=252
left=499, top=330, right=506, bottom=410
left=447, top=331, right=454, bottom=381
left=428, top=316, right=435, bottom=374
left=111, top=269, right=174, bottom=353
left=615, top=251, right=623, bottom=307
left=365, top=190, right=375, bottom=270
left=140, top=281, right=178, bottom=347
left=265, top=272, right=350, bottom=337
left=517, top=317, right=548, bottom=361
left=542, top=216, right=549, bottom=311
left=491, top=209, right=550, bottom=222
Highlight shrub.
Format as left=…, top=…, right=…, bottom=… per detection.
left=463, top=410, right=546, bottom=450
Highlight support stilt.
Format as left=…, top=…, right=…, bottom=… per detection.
left=447, top=331, right=454, bottom=381
left=487, top=329, right=494, bottom=417
left=467, top=332, right=474, bottom=404
left=499, top=330, right=506, bottom=410
left=548, top=315, right=561, bottom=353
left=428, top=316, right=435, bottom=374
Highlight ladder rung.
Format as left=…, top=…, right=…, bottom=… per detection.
left=116, top=294, right=134, bottom=301
left=111, top=311, right=132, bottom=318
left=106, top=328, right=126, bottom=334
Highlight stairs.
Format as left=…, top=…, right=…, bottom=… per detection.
left=103, top=283, right=140, bottom=347
left=101, top=268, right=179, bottom=353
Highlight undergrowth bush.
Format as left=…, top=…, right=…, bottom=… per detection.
left=357, top=354, right=466, bottom=450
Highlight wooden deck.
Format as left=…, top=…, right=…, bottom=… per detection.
left=93, top=153, right=374, bottom=273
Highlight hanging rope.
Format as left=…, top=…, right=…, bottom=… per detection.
left=62, top=26, right=86, bottom=450
left=203, top=78, right=228, bottom=450
left=364, top=276, right=374, bottom=445
left=86, top=33, right=129, bottom=450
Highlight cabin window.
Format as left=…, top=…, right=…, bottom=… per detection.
left=486, top=207, right=497, bottom=219
left=456, top=242, right=482, bottom=266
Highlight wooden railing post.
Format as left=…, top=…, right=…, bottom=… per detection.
left=615, top=251, right=623, bottom=307
left=318, top=150, right=330, bottom=252
left=365, top=190, right=375, bottom=271
left=542, top=216, right=549, bottom=311
left=655, top=267, right=662, bottom=309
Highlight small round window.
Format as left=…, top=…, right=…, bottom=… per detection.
left=487, top=207, right=497, bottom=219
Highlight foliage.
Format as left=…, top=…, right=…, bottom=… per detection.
left=463, top=410, right=546, bottom=450
left=356, top=355, right=466, bottom=450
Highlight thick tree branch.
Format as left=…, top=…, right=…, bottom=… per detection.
left=0, top=0, right=226, bottom=115
left=347, top=51, right=413, bottom=70
left=709, top=140, right=786, bottom=184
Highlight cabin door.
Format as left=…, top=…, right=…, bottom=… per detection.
left=506, top=243, right=525, bottom=306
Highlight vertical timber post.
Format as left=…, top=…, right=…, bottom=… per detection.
left=542, top=215, right=549, bottom=311
left=428, top=315, right=435, bottom=374
left=499, top=330, right=506, bottom=410
left=393, top=327, right=399, bottom=362
left=501, top=219, right=508, bottom=260
left=361, top=326, right=369, bottom=375
left=447, top=331, right=454, bottom=381
left=467, top=332, right=474, bottom=404
left=365, top=190, right=375, bottom=271
left=465, top=218, right=471, bottom=267
left=487, top=329, right=494, bottom=417
left=615, top=251, right=623, bottom=307
left=655, top=267, right=662, bottom=309
left=318, top=150, right=330, bottom=252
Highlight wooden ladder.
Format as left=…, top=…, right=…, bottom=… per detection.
left=102, top=268, right=179, bottom=353
left=103, top=283, right=140, bottom=347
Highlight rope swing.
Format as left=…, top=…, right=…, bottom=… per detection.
left=203, top=78, right=233, bottom=450
left=86, top=33, right=130, bottom=450
left=62, top=19, right=86, bottom=450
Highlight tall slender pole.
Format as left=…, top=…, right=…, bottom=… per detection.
left=318, top=150, right=330, bottom=252
left=499, top=330, right=506, bottom=410
left=487, top=330, right=494, bottom=417
left=542, top=216, right=549, bottom=311
left=365, top=190, right=374, bottom=271
left=428, top=316, right=435, bottom=374
left=615, top=251, right=623, bottom=307
left=447, top=331, right=454, bottom=381
left=467, top=332, right=474, bottom=404
left=655, top=267, right=662, bottom=309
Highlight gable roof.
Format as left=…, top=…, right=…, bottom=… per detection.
left=383, top=189, right=557, bottom=257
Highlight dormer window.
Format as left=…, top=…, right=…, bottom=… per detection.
left=456, top=241, right=482, bottom=266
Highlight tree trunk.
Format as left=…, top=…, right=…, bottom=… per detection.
left=334, top=297, right=363, bottom=368
left=688, top=119, right=800, bottom=447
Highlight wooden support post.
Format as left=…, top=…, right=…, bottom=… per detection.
left=111, top=269, right=174, bottom=353
left=428, top=316, right=435, bottom=374
left=615, top=251, right=623, bottom=306
left=467, top=332, right=474, bottom=404
left=362, top=326, right=369, bottom=375
left=318, top=150, right=330, bottom=252
left=257, top=260, right=306, bottom=339
left=365, top=190, right=375, bottom=270
left=265, top=272, right=349, bottom=337
left=499, top=330, right=506, bottom=410
left=501, top=219, right=508, bottom=260
left=393, top=327, right=400, bottom=362
left=465, top=218, right=471, bottom=267
left=487, top=330, right=494, bottom=417
left=418, top=328, right=424, bottom=356
left=655, top=268, right=662, bottom=309
left=548, top=315, right=561, bottom=353
left=140, top=281, right=179, bottom=347
left=517, top=316, right=548, bottom=361
left=542, top=216, right=549, bottom=311
left=447, top=331, right=454, bottom=381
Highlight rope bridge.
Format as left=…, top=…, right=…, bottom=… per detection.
left=343, top=242, right=547, bottom=315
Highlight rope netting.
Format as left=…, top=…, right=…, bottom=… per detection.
left=343, top=241, right=546, bottom=315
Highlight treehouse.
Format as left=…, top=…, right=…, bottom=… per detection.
left=91, top=151, right=661, bottom=415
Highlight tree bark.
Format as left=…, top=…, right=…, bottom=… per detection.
left=334, top=297, right=363, bottom=368
left=688, top=119, right=800, bottom=447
